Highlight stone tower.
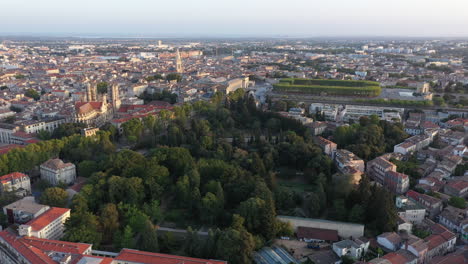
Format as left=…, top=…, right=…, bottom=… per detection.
left=109, top=83, right=121, bottom=111
left=86, top=82, right=97, bottom=102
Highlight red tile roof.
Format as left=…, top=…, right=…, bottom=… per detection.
left=0, top=172, right=28, bottom=184
left=382, top=252, right=408, bottom=264
left=425, top=234, right=447, bottom=251
left=115, top=248, right=227, bottom=264
left=12, top=131, right=36, bottom=139
left=24, top=207, right=70, bottom=231
left=0, top=144, right=24, bottom=154
left=296, top=226, right=339, bottom=242
left=429, top=254, right=466, bottom=264
left=446, top=180, right=468, bottom=191
left=0, top=231, right=55, bottom=264
left=406, top=190, right=420, bottom=201
left=22, top=236, right=91, bottom=255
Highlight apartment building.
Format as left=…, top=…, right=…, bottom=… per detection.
left=385, top=171, right=410, bottom=194
left=314, top=136, right=337, bottom=159
left=367, top=156, right=397, bottom=185
left=396, top=196, right=426, bottom=224
left=334, top=149, right=365, bottom=174
left=3, top=196, right=50, bottom=224
left=342, top=105, right=403, bottom=122
left=394, top=134, right=433, bottom=155
left=18, top=207, right=70, bottom=240
left=0, top=172, right=31, bottom=196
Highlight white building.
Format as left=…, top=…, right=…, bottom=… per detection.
left=18, top=207, right=70, bottom=240
left=396, top=196, right=426, bottom=224
left=342, top=105, right=403, bottom=122
left=309, top=103, right=340, bottom=121
left=0, top=123, right=20, bottom=144
left=332, top=238, right=369, bottom=259
left=40, top=158, right=76, bottom=186
left=0, top=172, right=31, bottom=196
left=3, top=196, right=50, bottom=224
left=394, top=135, right=433, bottom=155
left=20, top=119, right=67, bottom=134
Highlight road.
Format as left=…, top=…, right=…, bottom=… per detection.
left=157, top=226, right=209, bottom=237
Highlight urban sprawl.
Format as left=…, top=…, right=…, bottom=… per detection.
left=0, top=38, right=466, bottom=264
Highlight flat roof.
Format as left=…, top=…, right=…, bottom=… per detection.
left=4, top=197, right=48, bottom=215
left=277, top=215, right=364, bottom=227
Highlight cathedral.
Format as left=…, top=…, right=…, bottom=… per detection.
left=74, top=81, right=121, bottom=127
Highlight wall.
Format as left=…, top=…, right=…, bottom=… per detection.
left=277, top=216, right=364, bottom=238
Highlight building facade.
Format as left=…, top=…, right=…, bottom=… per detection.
left=0, top=172, right=31, bottom=196
left=18, top=207, right=70, bottom=240
left=40, top=158, right=76, bottom=186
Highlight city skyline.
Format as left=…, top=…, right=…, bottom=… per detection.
left=2, top=0, right=468, bottom=37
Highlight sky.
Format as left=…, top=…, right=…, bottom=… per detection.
left=1, top=0, right=468, bottom=37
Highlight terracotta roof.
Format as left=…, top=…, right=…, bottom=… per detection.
left=12, top=131, right=35, bottom=139
left=0, top=144, right=24, bottom=154
left=114, top=248, right=227, bottom=264
left=425, top=234, right=447, bottom=251
left=0, top=172, right=28, bottom=184
left=22, top=236, right=91, bottom=255
left=41, top=158, right=74, bottom=170
left=0, top=231, right=55, bottom=264
left=382, top=252, right=408, bottom=264
left=429, top=254, right=466, bottom=264
left=379, top=232, right=402, bottom=245
left=406, top=190, right=420, bottom=200
left=446, top=180, right=468, bottom=191
left=296, top=226, right=339, bottom=242
left=24, top=207, right=70, bottom=231
left=75, top=101, right=102, bottom=114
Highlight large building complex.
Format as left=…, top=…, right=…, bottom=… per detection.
left=0, top=230, right=227, bottom=264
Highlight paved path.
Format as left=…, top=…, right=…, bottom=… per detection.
left=157, top=226, right=209, bottom=236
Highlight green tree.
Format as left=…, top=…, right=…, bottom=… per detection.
left=184, top=227, right=201, bottom=257
left=200, top=192, right=221, bottom=225
left=100, top=203, right=120, bottom=243
left=122, top=118, right=144, bottom=143
left=216, top=215, right=255, bottom=264
left=97, top=82, right=109, bottom=94
left=41, top=187, right=68, bottom=207
left=25, top=88, right=40, bottom=100
left=138, top=220, right=159, bottom=252
left=449, top=197, right=466, bottom=209
left=348, top=204, right=365, bottom=223
left=119, top=225, right=135, bottom=249
left=166, top=73, right=182, bottom=82
left=63, top=212, right=102, bottom=246
left=78, top=160, right=99, bottom=178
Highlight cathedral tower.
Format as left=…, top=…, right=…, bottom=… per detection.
left=109, top=83, right=121, bottom=111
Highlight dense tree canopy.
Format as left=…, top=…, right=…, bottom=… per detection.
left=0, top=90, right=401, bottom=263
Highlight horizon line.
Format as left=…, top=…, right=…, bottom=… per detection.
left=1, top=32, right=468, bottom=40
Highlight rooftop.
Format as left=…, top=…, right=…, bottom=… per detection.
left=296, top=226, right=339, bottom=242
left=23, top=207, right=70, bottom=231
left=3, top=196, right=49, bottom=215
left=114, top=248, right=227, bottom=264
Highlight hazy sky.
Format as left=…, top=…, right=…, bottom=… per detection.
left=1, top=0, right=468, bottom=37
